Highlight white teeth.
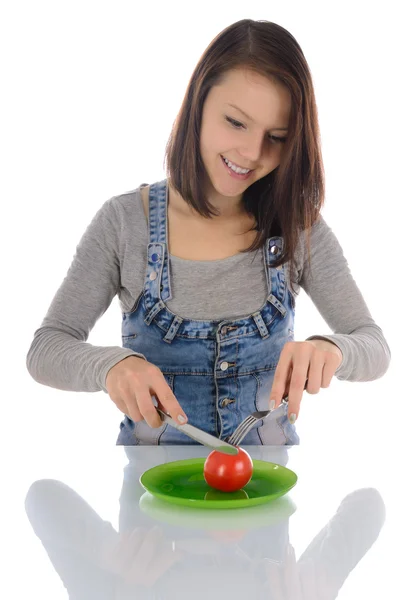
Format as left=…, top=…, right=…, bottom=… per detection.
left=223, top=156, right=251, bottom=174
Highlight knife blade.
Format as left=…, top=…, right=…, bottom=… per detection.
left=155, top=408, right=239, bottom=455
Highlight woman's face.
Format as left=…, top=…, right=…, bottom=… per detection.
left=199, top=68, right=291, bottom=203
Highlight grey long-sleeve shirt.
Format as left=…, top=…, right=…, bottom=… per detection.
left=26, top=184, right=391, bottom=394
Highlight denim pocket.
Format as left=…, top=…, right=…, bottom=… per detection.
left=122, top=334, right=137, bottom=342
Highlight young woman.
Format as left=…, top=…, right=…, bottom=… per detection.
left=26, top=19, right=391, bottom=446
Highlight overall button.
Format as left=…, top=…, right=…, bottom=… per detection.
left=270, top=245, right=279, bottom=255
left=151, top=253, right=160, bottom=263
left=221, top=398, right=235, bottom=407
left=149, top=271, right=157, bottom=281
left=221, top=326, right=228, bottom=335
left=220, top=361, right=229, bottom=371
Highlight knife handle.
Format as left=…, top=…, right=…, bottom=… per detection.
left=156, top=407, right=174, bottom=424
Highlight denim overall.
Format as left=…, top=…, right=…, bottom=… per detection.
left=117, top=179, right=300, bottom=446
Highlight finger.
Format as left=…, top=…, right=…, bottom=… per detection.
left=282, top=366, right=293, bottom=400
left=111, top=396, right=136, bottom=420
left=110, top=378, right=144, bottom=422
left=270, top=343, right=294, bottom=408
left=138, top=389, right=165, bottom=428
left=284, top=374, right=309, bottom=401
left=142, top=542, right=184, bottom=587
left=284, top=544, right=300, bottom=598
left=122, top=390, right=143, bottom=423
left=305, top=352, right=325, bottom=394
left=285, top=361, right=309, bottom=422
left=321, top=355, right=339, bottom=388
left=113, top=528, right=146, bottom=573
left=263, top=559, right=284, bottom=596
left=125, top=527, right=147, bottom=565
left=125, top=525, right=163, bottom=584
left=153, top=379, right=188, bottom=426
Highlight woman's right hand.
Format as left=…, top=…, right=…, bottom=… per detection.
left=105, top=356, right=188, bottom=428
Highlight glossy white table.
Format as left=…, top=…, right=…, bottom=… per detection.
left=11, top=435, right=410, bottom=600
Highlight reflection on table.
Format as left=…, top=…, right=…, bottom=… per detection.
left=25, top=445, right=386, bottom=599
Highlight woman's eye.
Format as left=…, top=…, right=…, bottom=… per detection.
left=225, top=116, right=243, bottom=128
left=225, top=116, right=286, bottom=144
left=269, top=135, right=287, bottom=144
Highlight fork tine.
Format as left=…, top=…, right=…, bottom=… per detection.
left=228, top=398, right=291, bottom=445
left=228, top=416, right=257, bottom=446
left=229, top=426, right=254, bottom=447
left=227, top=423, right=251, bottom=446
left=233, top=416, right=256, bottom=437
left=228, top=431, right=244, bottom=447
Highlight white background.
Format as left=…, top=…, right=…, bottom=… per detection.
left=1, top=1, right=412, bottom=597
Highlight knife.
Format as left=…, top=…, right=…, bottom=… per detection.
left=155, top=408, right=239, bottom=455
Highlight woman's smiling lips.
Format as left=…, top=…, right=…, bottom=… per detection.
left=220, top=155, right=255, bottom=180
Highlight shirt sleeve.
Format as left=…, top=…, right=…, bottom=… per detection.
left=26, top=197, right=147, bottom=394
left=298, top=215, right=391, bottom=381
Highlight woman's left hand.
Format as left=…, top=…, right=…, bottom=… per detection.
left=270, top=339, right=343, bottom=423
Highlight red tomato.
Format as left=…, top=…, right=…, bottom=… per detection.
left=203, top=447, right=253, bottom=492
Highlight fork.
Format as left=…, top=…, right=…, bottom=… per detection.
left=227, top=379, right=308, bottom=446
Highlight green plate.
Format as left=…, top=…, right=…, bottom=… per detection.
left=139, top=458, right=297, bottom=509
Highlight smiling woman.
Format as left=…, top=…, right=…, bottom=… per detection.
left=164, top=19, right=324, bottom=287
left=197, top=69, right=291, bottom=193
left=26, top=19, right=391, bottom=448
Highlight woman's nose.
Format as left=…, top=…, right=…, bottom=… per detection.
left=238, top=135, right=265, bottom=164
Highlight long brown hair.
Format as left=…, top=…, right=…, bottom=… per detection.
left=164, top=19, right=325, bottom=291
